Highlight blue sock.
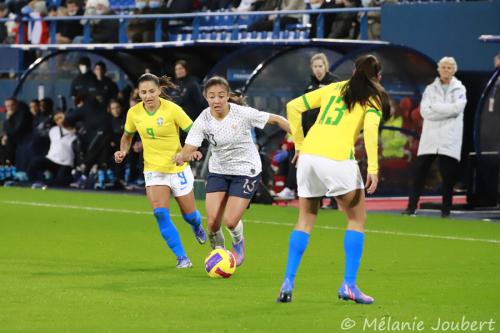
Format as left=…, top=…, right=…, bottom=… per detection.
left=182, top=210, right=202, bottom=228
left=284, top=230, right=310, bottom=285
left=343, top=230, right=365, bottom=285
left=153, top=208, right=186, bottom=258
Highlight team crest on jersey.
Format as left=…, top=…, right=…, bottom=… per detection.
left=156, top=117, right=164, bottom=126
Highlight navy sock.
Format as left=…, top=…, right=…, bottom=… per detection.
left=343, top=230, right=365, bottom=285
left=284, top=230, right=310, bottom=285
left=153, top=208, right=186, bottom=257
left=182, top=210, right=202, bottom=228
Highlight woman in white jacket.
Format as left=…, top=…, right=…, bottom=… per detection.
left=402, top=57, right=467, bottom=218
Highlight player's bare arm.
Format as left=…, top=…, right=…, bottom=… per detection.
left=114, top=132, right=133, bottom=164
left=267, top=114, right=291, bottom=134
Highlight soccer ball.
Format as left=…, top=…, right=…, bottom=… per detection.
left=204, top=248, right=236, bottom=278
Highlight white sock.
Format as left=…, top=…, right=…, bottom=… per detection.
left=208, top=229, right=225, bottom=249
left=226, top=220, right=244, bottom=245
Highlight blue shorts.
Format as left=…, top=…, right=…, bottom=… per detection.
left=206, top=172, right=261, bottom=199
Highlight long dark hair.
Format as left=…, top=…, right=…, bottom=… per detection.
left=203, top=76, right=247, bottom=106
left=137, top=73, right=177, bottom=101
left=341, top=55, right=390, bottom=120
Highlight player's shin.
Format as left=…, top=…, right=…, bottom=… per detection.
left=153, top=208, right=186, bottom=257
left=208, top=229, right=225, bottom=249
left=284, top=230, right=310, bottom=285
left=343, top=230, right=365, bottom=285
left=226, top=220, right=243, bottom=244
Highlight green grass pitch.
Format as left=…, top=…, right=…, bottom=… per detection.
left=1, top=187, right=499, bottom=332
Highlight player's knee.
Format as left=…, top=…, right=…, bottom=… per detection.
left=223, top=216, right=239, bottom=229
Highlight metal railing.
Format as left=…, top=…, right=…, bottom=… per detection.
left=0, top=7, right=380, bottom=45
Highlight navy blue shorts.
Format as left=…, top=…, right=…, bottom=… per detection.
left=206, top=172, right=261, bottom=199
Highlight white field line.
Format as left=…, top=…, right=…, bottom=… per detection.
left=1, top=200, right=499, bottom=244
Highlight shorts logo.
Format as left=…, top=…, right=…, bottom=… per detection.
left=157, top=117, right=164, bottom=126
left=243, top=179, right=257, bottom=194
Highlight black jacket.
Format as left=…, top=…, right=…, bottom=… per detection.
left=4, top=102, right=32, bottom=142
left=96, top=76, right=118, bottom=104
left=71, top=71, right=99, bottom=99
left=170, top=76, right=206, bottom=121
left=302, top=72, right=340, bottom=135
left=58, top=8, right=84, bottom=41
left=91, top=10, right=119, bottom=43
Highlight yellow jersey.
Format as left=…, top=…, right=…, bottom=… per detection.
left=287, top=80, right=382, bottom=174
left=124, top=98, right=192, bottom=173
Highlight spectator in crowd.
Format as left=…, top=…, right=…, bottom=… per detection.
left=363, top=0, right=397, bottom=40
left=28, top=110, right=77, bottom=187
left=168, top=59, right=206, bottom=121
left=328, top=0, right=359, bottom=39
left=30, top=97, right=53, bottom=157
left=3, top=97, right=32, bottom=171
left=94, top=61, right=118, bottom=104
left=0, top=3, right=9, bottom=43
left=402, top=57, right=467, bottom=218
left=55, top=0, right=84, bottom=43
left=248, top=0, right=305, bottom=32
left=70, top=56, right=98, bottom=102
left=308, top=0, right=338, bottom=38
left=495, top=54, right=500, bottom=70
left=15, top=0, right=49, bottom=44
left=105, top=99, right=125, bottom=184
left=83, top=0, right=119, bottom=43
left=65, top=94, right=111, bottom=188
left=126, top=0, right=168, bottom=43
left=233, top=0, right=257, bottom=12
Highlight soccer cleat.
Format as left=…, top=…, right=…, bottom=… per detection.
left=276, top=187, right=296, bottom=200
left=276, top=278, right=294, bottom=303
left=192, top=224, right=207, bottom=244
left=338, top=282, right=374, bottom=304
left=176, top=256, right=193, bottom=269
left=231, top=239, right=245, bottom=266
left=401, top=208, right=416, bottom=216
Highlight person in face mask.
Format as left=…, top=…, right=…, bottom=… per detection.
left=70, top=56, right=99, bottom=103
left=56, top=0, right=84, bottom=43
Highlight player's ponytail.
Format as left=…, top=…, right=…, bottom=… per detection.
left=203, top=76, right=247, bottom=106
left=158, top=75, right=177, bottom=101
left=137, top=73, right=177, bottom=101
left=341, top=55, right=390, bottom=121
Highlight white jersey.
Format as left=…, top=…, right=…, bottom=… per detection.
left=186, top=103, right=270, bottom=177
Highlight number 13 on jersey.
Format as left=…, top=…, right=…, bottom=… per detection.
left=318, top=95, right=346, bottom=126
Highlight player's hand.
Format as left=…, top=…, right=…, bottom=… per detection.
left=173, top=153, right=185, bottom=166
left=190, top=151, right=203, bottom=161
left=114, top=151, right=126, bottom=164
left=291, top=151, right=300, bottom=166
left=365, top=173, right=378, bottom=194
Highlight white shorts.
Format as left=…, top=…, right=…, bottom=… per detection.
left=297, top=154, right=364, bottom=198
left=144, top=166, right=194, bottom=197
